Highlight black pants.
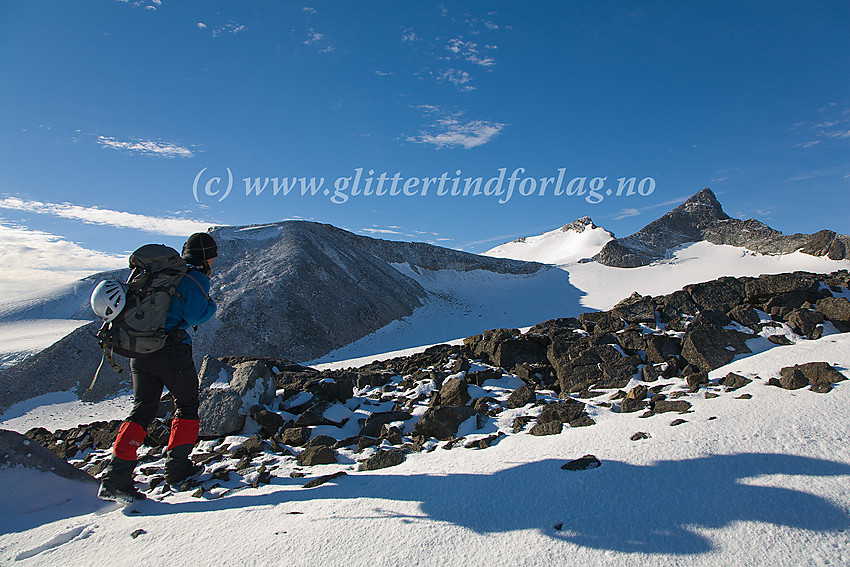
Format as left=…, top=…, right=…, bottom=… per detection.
left=128, top=341, right=199, bottom=427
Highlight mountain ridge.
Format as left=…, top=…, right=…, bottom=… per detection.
left=594, top=188, right=850, bottom=267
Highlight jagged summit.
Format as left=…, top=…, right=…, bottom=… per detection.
left=560, top=216, right=597, bottom=233
left=484, top=217, right=613, bottom=266
left=594, top=188, right=849, bottom=267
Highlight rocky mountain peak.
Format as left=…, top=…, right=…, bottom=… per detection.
left=560, top=216, right=597, bottom=233
left=593, top=187, right=848, bottom=268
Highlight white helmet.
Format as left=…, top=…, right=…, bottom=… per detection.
left=91, top=280, right=127, bottom=322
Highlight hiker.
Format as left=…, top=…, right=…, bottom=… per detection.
left=98, top=232, right=218, bottom=501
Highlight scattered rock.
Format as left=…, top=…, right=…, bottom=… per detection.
left=359, top=411, right=412, bottom=438
left=719, top=372, right=752, bottom=390
left=435, top=378, right=471, bottom=407
left=779, top=367, right=810, bottom=390
left=670, top=418, right=687, bottom=426
left=413, top=406, right=476, bottom=441
left=506, top=385, right=537, bottom=409
left=630, top=432, right=651, bottom=441
left=131, top=529, right=146, bottom=539
left=529, top=420, right=563, bottom=436
left=296, top=446, right=337, bottom=466
left=250, top=408, right=285, bottom=437
left=198, top=389, right=246, bottom=437
left=561, top=454, right=601, bottom=471
left=362, top=448, right=407, bottom=471
left=277, top=427, right=311, bottom=447
left=303, top=471, right=347, bottom=488
left=651, top=400, right=692, bottom=414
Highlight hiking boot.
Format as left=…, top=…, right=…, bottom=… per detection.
left=99, top=456, right=147, bottom=503
left=98, top=483, right=147, bottom=504
left=164, top=444, right=204, bottom=488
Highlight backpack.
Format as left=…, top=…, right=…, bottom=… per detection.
left=96, top=244, right=188, bottom=358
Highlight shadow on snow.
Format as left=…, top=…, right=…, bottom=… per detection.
left=140, top=452, right=850, bottom=555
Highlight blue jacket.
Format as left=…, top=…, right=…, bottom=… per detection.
left=164, top=268, right=216, bottom=344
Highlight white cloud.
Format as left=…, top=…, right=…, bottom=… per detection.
left=446, top=38, right=495, bottom=67
left=214, top=23, right=247, bottom=37
left=825, top=129, right=850, bottom=139
left=97, top=136, right=194, bottom=158
left=196, top=22, right=207, bottom=29
left=303, top=28, right=333, bottom=52
left=796, top=140, right=820, bottom=148
left=406, top=115, right=506, bottom=149
left=115, top=0, right=162, bottom=10
left=0, top=220, right=127, bottom=299
left=438, top=69, right=474, bottom=91
left=302, top=6, right=316, bottom=13
left=401, top=28, right=419, bottom=42
left=359, top=227, right=404, bottom=236
left=613, top=208, right=642, bottom=220
left=0, top=197, right=212, bottom=236
left=796, top=104, right=850, bottom=146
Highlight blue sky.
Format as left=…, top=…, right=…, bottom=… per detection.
left=1, top=1, right=848, bottom=298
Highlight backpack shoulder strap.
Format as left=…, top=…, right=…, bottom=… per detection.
left=183, top=271, right=212, bottom=301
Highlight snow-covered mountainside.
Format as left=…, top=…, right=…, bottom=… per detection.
left=3, top=269, right=850, bottom=566
left=482, top=217, right=614, bottom=266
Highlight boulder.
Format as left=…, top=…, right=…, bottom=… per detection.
left=745, top=273, right=821, bottom=301
left=277, top=426, right=311, bottom=446
left=506, top=385, right=536, bottom=409
left=413, top=406, right=476, bottom=440
left=529, top=420, right=563, bottom=436
left=651, top=400, right=692, bottom=414
left=781, top=362, right=846, bottom=389
left=250, top=407, right=285, bottom=437
left=537, top=399, right=588, bottom=425
left=360, top=411, right=412, bottom=438
left=727, top=305, right=762, bottom=330
left=785, top=309, right=824, bottom=339
left=199, top=388, right=246, bottom=436
left=817, top=297, right=850, bottom=326
left=297, top=446, right=337, bottom=466
left=644, top=334, right=682, bottom=363
left=466, top=368, right=502, bottom=386
left=361, top=448, right=407, bottom=471
left=779, top=367, right=809, bottom=390
left=295, top=401, right=342, bottom=427
left=681, top=328, right=751, bottom=372
left=435, top=377, right=470, bottom=407
left=610, top=293, right=656, bottom=324
left=230, top=361, right=276, bottom=407
left=685, top=277, right=746, bottom=313
left=198, top=355, right=235, bottom=389
left=306, top=377, right=355, bottom=403
left=719, top=372, right=752, bottom=390
left=3, top=429, right=96, bottom=483
left=561, top=454, right=601, bottom=471
left=492, top=335, right=549, bottom=369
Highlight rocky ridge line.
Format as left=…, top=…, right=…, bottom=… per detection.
left=594, top=188, right=850, bottom=267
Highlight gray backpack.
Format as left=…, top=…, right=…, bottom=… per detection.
left=96, top=244, right=188, bottom=358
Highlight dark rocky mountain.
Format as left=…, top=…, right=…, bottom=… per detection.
left=594, top=188, right=850, bottom=267
left=0, top=221, right=544, bottom=414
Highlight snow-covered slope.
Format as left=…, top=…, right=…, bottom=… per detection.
left=483, top=217, right=613, bottom=266
left=3, top=333, right=849, bottom=566
left=568, top=241, right=850, bottom=311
